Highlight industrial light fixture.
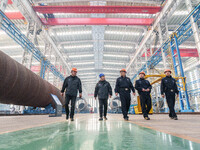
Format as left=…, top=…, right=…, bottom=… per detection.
left=63, top=45, right=93, bottom=49
left=173, top=11, right=189, bottom=16
left=80, top=76, right=96, bottom=79
left=103, top=62, right=126, bottom=65
left=69, top=54, right=94, bottom=58
left=10, top=55, right=22, bottom=58
left=73, top=62, right=95, bottom=65
left=78, top=68, right=95, bottom=71
left=104, top=45, right=133, bottom=49
left=51, top=30, right=92, bottom=36
left=81, top=79, right=97, bottom=82
left=104, top=54, right=129, bottom=58
left=78, top=72, right=96, bottom=76
left=0, top=45, right=21, bottom=49
left=105, top=31, right=142, bottom=36
left=103, top=72, right=120, bottom=75
left=103, top=68, right=122, bottom=71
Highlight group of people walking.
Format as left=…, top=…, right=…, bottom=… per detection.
left=61, top=68, right=179, bottom=121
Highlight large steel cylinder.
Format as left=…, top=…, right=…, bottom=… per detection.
left=76, top=97, right=88, bottom=112
left=0, top=50, right=64, bottom=108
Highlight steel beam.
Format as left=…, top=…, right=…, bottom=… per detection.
left=40, top=18, right=154, bottom=26
left=58, top=40, right=138, bottom=46
left=158, top=23, right=167, bottom=69
left=5, top=12, right=24, bottom=19
left=0, top=0, right=8, bottom=26
left=126, top=0, right=177, bottom=71
left=185, top=0, right=200, bottom=58
left=12, top=0, right=71, bottom=74
left=33, top=5, right=161, bottom=14
left=141, top=49, right=199, bottom=57
left=33, top=0, right=161, bottom=5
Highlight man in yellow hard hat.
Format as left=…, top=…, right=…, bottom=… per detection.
left=135, top=71, right=152, bottom=120
left=61, top=68, right=82, bottom=121
left=115, top=69, right=136, bottom=121
left=161, top=69, right=179, bottom=120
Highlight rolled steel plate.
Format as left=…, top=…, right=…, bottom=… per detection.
left=0, top=50, right=64, bottom=108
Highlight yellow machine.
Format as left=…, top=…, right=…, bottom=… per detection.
left=134, top=96, right=153, bottom=114
left=134, top=74, right=187, bottom=114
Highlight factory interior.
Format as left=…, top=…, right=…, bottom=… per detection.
left=0, top=0, right=200, bottom=149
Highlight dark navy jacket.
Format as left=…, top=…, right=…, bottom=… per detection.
left=115, top=76, right=135, bottom=93
left=161, top=76, right=179, bottom=95
left=61, top=75, right=82, bottom=97
left=94, top=80, right=112, bottom=99
left=135, top=78, right=152, bottom=95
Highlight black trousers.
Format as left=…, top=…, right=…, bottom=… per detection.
left=139, top=94, right=152, bottom=118
left=119, top=92, right=131, bottom=118
left=65, top=94, right=76, bottom=118
left=165, top=92, right=177, bottom=118
left=99, top=98, right=108, bottom=118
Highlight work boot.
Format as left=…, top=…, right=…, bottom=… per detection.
left=169, top=117, right=174, bottom=119
left=104, top=116, right=108, bottom=120
left=144, top=117, right=150, bottom=120
left=71, top=118, right=74, bottom=121
left=66, top=115, right=69, bottom=120
left=99, top=117, right=103, bottom=121
left=173, top=117, right=178, bottom=120
left=124, top=117, right=129, bottom=121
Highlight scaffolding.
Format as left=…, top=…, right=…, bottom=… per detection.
left=131, top=3, right=200, bottom=112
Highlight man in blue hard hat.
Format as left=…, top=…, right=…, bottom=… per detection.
left=94, top=73, right=112, bottom=121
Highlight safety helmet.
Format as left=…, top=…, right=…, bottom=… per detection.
left=120, top=68, right=126, bottom=73
left=99, top=73, right=105, bottom=78
left=71, top=68, right=77, bottom=72
left=139, top=71, right=145, bottom=76
left=164, top=69, right=171, bottom=73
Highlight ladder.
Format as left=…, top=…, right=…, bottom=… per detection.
left=169, top=33, right=191, bottom=112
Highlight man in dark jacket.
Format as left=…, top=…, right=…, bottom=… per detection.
left=161, top=69, right=179, bottom=120
left=61, top=68, right=82, bottom=121
left=115, top=69, right=136, bottom=121
left=135, top=72, right=152, bottom=120
left=94, top=73, right=112, bottom=121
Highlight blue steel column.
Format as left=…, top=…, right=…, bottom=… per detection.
left=40, top=58, right=46, bottom=79
left=169, top=36, right=184, bottom=111
left=174, top=34, right=190, bottom=110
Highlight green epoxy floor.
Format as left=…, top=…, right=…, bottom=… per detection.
left=0, top=115, right=200, bottom=150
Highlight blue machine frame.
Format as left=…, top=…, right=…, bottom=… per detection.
left=0, top=10, right=65, bottom=81
left=131, top=3, right=200, bottom=112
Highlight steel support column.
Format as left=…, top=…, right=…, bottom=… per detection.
left=158, top=23, right=167, bottom=69
left=185, top=0, right=200, bottom=58
left=144, top=45, right=149, bottom=74
left=0, top=0, right=8, bottom=27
